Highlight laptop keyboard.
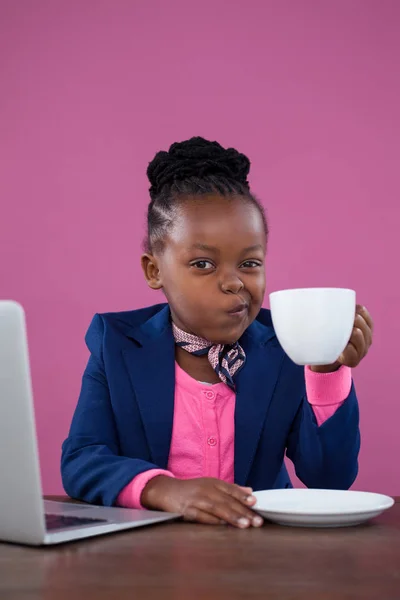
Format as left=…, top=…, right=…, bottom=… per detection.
left=45, top=513, right=108, bottom=531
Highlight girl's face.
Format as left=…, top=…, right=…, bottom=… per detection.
left=142, top=195, right=267, bottom=344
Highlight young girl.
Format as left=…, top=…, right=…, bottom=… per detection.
left=61, top=137, right=373, bottom=529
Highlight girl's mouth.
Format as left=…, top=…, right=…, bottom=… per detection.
left=226, top=302, right=249, bottom=317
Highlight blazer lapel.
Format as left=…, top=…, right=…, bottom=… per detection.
left=120, top=305, right=285, bottom=482
left=122, top=306, right=175, bottom=469
left=234, top=320, right=285, bottom=485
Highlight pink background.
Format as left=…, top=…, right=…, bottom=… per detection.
left=1, top=1, right=399, bottom=495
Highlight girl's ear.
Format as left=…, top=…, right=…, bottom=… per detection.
left=141, top=254, right=163, bottom=290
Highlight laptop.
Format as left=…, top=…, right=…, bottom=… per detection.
left=0, top=300, right=179, bottom=546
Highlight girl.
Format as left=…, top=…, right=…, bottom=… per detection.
left=61, top=137, right=373, bottom=529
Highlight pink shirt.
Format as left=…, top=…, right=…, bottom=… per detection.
left=116, top=363, right=352, bottom=509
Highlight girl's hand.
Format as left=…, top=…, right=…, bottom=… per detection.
left=311, top=305, right=374, bottom=373
left=141, top=475, right=263, bottom=529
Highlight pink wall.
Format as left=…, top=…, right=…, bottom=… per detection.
left=1, top=0, right=399, bottom=495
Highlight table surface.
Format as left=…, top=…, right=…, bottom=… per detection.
left=0, top=496, right=399, bottom=600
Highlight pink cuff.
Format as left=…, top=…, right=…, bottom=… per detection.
left=304, top=365, right=352, bottom=426
left=115, top=469, right=175, bottom=509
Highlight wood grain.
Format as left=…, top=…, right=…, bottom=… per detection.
left=0, top=497, right=398, bottom=599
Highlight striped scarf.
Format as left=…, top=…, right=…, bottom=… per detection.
left=172, top=322, right=246, bottom=390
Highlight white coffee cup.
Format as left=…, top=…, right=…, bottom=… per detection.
left=269, top=288, right=356, bottom=366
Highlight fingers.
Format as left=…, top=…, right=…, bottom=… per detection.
left=339, top=305, right=373, bottom=367
left=339, top=327, right=365, bottom=367
left=178, top=479, right=264, bottom=529
left=339, top=338, right=360, bottom=367
left=195, top=481, right=263, bottom=528
left=196, top=495, right=263, bottom=529
left=183, top=508, right=225, bottom=525
left=356, top=304, right=374, bottom=333
left=354, top=311, right=373, bottom=351
left=350, top=326, right=366, bottom=358
left=212, top=481, right=263, bottom=528
left=217, top=481, right=256, bottom=506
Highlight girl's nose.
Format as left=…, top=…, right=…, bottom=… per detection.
left=220, top=275, right=244, bottom=295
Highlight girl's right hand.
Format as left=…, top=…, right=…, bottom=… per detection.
left=141, top=475, right=263, bottom=529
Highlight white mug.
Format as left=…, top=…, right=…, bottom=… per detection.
left=269, top=288, right=356, bottom=366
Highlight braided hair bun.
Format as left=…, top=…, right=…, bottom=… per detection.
left=147, top=137, right=250, bottom=200
left=144, top=136, right=267, bottom=253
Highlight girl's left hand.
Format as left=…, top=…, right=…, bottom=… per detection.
left=311, top=305, right=374, bottom=373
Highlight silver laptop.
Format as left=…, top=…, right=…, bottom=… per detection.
left=0, top=300, right=178, bottom=546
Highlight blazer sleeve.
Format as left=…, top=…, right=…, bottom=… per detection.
left=61, top=314, right=162, bottom=506
left=285, top=381, right=360, bottom=490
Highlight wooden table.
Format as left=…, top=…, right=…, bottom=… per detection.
left=0, top=497, right=399, bottom=599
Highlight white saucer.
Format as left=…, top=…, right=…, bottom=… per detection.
left=253, top=489, right=395, bottom=528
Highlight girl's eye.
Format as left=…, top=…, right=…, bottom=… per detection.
left=191, top=260, right=214, bottom=270
left=240, top=260, right=262, bottom=268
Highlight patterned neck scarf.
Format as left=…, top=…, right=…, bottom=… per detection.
left=172, top=322, right=246, bottom=390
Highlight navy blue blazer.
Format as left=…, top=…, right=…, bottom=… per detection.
left=61, top=303, right=360, bottom=506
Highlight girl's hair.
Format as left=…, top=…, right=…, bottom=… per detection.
left=144, top=136, right=268, bottom=253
